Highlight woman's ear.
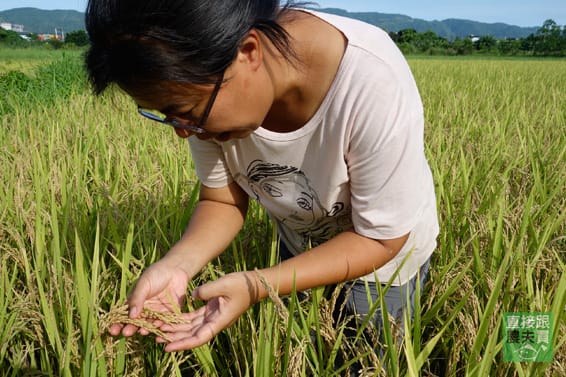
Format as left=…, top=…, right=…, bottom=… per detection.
left=237, top=29, right=263, bottom=71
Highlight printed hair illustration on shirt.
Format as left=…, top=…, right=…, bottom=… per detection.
left=243, top=159, right=350, bottom=248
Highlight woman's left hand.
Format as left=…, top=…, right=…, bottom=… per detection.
left=157, top=271, right=261, bottom=351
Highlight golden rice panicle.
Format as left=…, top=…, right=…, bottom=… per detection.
left=101, top=304, right=190, bottom=343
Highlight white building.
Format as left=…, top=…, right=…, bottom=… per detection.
left=468, top=34, right=481, bottom=43
left=0, top=22, right=25, bottom=33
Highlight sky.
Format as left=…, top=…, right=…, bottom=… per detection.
left=0, top=0, right=565, bottom=27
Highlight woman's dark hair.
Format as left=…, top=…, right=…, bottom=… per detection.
left=85, top=0, right=310, bottom=95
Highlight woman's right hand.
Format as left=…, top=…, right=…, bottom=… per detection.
left=108, top=257, right=191, bottom=337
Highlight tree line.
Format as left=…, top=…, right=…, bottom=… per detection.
left=0, top=29, right=89, bottom=49
left=389, top=19, right=566, bottom=57
left=1, top=19, right=565, bottom=57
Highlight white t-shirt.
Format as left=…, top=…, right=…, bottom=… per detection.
left=188, top=10, right=439, bottom=285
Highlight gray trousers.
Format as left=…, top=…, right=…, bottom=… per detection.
left=333, top=258, right=430, bottom=339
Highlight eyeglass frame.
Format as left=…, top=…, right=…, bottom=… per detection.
left=137, top=71, right=224, bottom=134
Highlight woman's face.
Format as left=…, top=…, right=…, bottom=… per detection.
left=132, top=41, right=274, bottom=142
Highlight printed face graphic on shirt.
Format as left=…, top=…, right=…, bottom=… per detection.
left=242, top=160, right=350, bottom=248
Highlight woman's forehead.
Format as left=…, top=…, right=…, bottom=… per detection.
left=130, top=81, right=204, bottom=110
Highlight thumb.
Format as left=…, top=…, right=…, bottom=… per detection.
left=127, top=277, right=151, bottom=318
left=192, top=279, right=224, bottom=301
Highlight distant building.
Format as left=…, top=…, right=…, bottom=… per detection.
left=468, top=34, right=481, bottom=43
left=37, top=28, right=65, bottom=42
left=38, top=34, right=63, bottom=41
left=0, top=22, right=25, bottom=33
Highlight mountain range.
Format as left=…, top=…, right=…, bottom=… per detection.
left=0, top=8, right=84, bottom=35
left=0, top=7, right=540, bottom=39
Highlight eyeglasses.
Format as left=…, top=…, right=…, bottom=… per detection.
left=137, top=72, right=224, bottom=134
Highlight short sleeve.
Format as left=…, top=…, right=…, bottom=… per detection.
left=188, top=137, right=233, bottom=188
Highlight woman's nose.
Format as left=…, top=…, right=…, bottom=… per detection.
left=174, top=127, right=193, bottom=138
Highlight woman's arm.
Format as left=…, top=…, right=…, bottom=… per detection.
left=253, top=230, right=409, bottom=300
left=162, top=181, right=250, bottom=277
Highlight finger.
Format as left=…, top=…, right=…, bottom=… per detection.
left=121, top=323, right=141, bottom=337
left=164, top=325, right=216, bottom=352
left=138, top=318, right=165, bottom=336
left=156, top=336, right=168, bottom=344
left=158, top=309, right=204, bottom=332
left=160, top=328, right=200, bottom=343
left=160, top=320, right=199, bottom=333
left=109, top=323, right=124, bottom=336
left=159, top=313, right=206, bottom=339
left=152, top=319, right=165, bottom=328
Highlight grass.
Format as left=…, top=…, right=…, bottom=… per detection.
left=0, top=50, right=86, bottom=116
left=0, top=47, right=83, bottom=74
left=0, top=52, right=564, bottom=376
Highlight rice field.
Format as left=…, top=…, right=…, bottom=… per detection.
left=0, top=47, right=73, bottom=74
left=0, top=49, right=564, bottom=376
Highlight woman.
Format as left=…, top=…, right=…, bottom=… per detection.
left=86, top=0, right=439, bottom=353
